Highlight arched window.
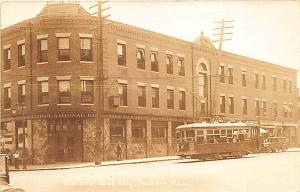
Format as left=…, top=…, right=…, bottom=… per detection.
left=198, top=62, right=208, bottom=97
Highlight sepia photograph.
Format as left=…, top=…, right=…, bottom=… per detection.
left=0, top=0, right=300, bottom=191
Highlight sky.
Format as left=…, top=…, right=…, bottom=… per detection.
left=1, top=0, right=300, bottom=88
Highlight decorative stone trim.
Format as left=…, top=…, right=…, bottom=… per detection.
left=228, top=94, right=234, bottom=97
left=137, top=82, right=146, bottom=86
left=178, top=87, right=186, bottom=91
left=151, top=84, right=159, bottom=88
left=177, top=53, right=184, bottom=58
left=37, top=77, right=49, bottom=81
left=242, top=96, right=247, bottom=99
left=219, top=93, right=226, bottom=96
left=37, top=34, right=48, bottom=39
left=241, top=68, right=247, bottom=72
left=17, top=39, right=25, bottom=45
left=136, top=44, right=145, bottom=49
left=150, top=47, right=158, bottom=51
left=79, top=33, right=93, bottom=38
left=117, top=79, right=127, bottom=84
left=166, top=86, right=174, bottom=90
left=117, top=39, right=126, bottom=44
left=17, top=80, right=26, bottom=84
left=3, top=83, right=11, bottom=88
left=55, top=33, right=71, bottom=37
left=3, top=44, right=11, bottom=49
left=80, top=76, right=95, bottom=80
left=165, top=50, right=173, bottom=55
left=56, top=76, right=71, bottom=80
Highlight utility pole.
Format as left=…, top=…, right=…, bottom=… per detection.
left=90, top=0, right=111, bottom=165
left=212, top=19, right=234, bottom=51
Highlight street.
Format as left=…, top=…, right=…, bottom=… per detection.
left=10, top=148, right=300, bottom=192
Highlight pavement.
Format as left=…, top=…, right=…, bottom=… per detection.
left=8, top=156, right=180, bottom=172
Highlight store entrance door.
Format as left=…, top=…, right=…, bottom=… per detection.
left=56, top=134, right=75, bottom=161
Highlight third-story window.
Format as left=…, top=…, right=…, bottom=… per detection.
left=179, top=90, right=186, bottom=110
left=254, top=73, right=259, bottom=89
left=273, top=102, right=278, bottom=119
left=262, top=101, right=267, bottom=116
left=136, top=48, right=145, bottom=70
left=58, top=37, right=70, bottom=61
left=261, top=75, right=266, bottom=90
left=288, top=80, right=292, bottom=93
left=4, top=48, right=11, bottom=71
left=58, top=80, right=71, bottom=104
left=152, top=87, right=159, bottom=108
left=272, top=77, right=277, bottom=91
left=283, top=79, right=287, bottom=92
left=167, top=89, right=174, bottom=109
left=283, top=104, right=289, bottom=118
left=150, top=51, right=158, bottom=72
left=117, top=43, right=126, bottom=66
left=242, top=98, right=247, bottom=115
left=38, top=81, right=49, bottom=105
left=81, top=80, right=94, bottom=104
left=242, top=71, right=246, bottom=87
left=18, top=43, right=25, bottom=67
left=38, top=39, right=48, bottom=62
left=18, top=83, right=26, bottom=104
left=4, top=87, right=11, bottom=109
left=219, top=66, right=225, bottom=83
left=80, top=38, right=92, bottom=62
left=228, top=68, right=233, bottom=84
left=138, top=85, right=146, bottom=107
left=255, top=100, right=260, bottom=116
left=228, top=97, right=234, bottom=114
left=220, top=96, right=225, bottom=113
left=118, top=83, right=128, bottom=106
left=178, top=57, right=185, bottom=76
left=166, top=54, right=173, bottom=74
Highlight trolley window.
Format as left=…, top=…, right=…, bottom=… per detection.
left=207, top=129, right=214, bottom=143
left=220, top=129, right=227, bottom=143
left=196, top=129, right=205, bottom=144
left=227, top=129, right=233, bottom=142
left=214, top=130, right=221, bottom=143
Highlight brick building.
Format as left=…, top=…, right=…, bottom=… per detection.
left=1, top=3, right=298, bottom=164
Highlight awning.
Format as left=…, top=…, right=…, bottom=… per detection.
left=283, top=104, right=291, bottom=112
left=260, top=128, right=268, bottom=134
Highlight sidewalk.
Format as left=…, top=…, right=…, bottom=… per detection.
left=9, top=156, right=179, bottom=172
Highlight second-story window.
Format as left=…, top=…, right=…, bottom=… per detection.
left=150, top=51, right=158, bottom=72
left=255, top=100, right=260, bottom=116
left=38, top=81, right=49, bottom=105
left=138, top=85, right=146, bottom=107
left=220, top=96, right=225, bottom=113
left=58, top=37, right=70, bottom=61
left=4, top=48, right=11, bottom=71
left=228, top=67, right=233, bottom=84
left=288, top=80, right=292, bottom=93
left=166, top=54, right=173, bottom=74
left=262, top=101, right=267, bottom=116
left=178, top=57, right=185, bottom=76
left=219, top=66, right=225, bottom=83
left=242, top=98, right=247, bottom=115
left=117, top=43, right=126, bottom=66
left=273, top=102, right=278, bottom=119
left=242, top=71, right=246, bottom=87
left=272, top=77, right=277, bottom=91
left=179, top=90, right=186, bottom=110
left=136, top=48, right=145, bottom=70
left=283, top=79, right=287, bottom=92
left=18, top=83, right=26, bottom=104
left=167, top=89, right=174, bottom=110
left=4, top=87, right=11, bottom=109
left=283, top=104, right=289, bottom=118
left=152, top=87, right=159, bottom=108
left=58, top=80, right=71, bottom=104
left=261, top=75, right=266, bottom=90
left=18, top=43, right=25, bottom=67
left=80, top=38, right=92, bottom=62
left=81, top=80, right=94, bottom=104
left=38, top=39, right=48, bottom=63
left=228, top=97, right=234, bottom=114
left=254, top=73, right=259, bottom=89
left=118, top=83, right=128, bottom=106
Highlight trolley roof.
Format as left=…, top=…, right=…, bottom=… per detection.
left=176, top=122, right=257, bottom=130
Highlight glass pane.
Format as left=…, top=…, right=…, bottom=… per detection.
left=41, top=82, right=48, bottom=92
left=41, top=39, right=48, bottom=51
left=81, top=38, right=91, bottom=50
left=59, top=81, right=70, bottom=92
left=117, top=44, right=123, bottom=55
left=59, top=38, right=69, bottom=49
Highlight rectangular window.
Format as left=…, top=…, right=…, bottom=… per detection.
left=4, top=87, right=11, bottom=109
left=110, top=124, right=125, bottom=143
left=137, top=48, right=145, bottom=70
left=242, top=71, right=246, bottom=87
left=4, top=48, right=11, bottom=71
left=150, top=51, right=158, bottom=72
left=283, top=79, right=287, bottom=92
left=288, top=80, right=292, bottom=93
left=289, top=104, right=293, bottom=118
left=255, top=100, right=260, bottom=116
left=220, top=96, right=225, bottom=113
left=272, top=77, right=277, bottom=91
left=38, top=81, right=49, bottom=104
left=38, top=39, right=48, bottom=62
left=58, top=80, right=71, bottom=104
left=58, top=37, right=70, bottom=61
left=200, top=102, right=206, bottom=115
left=80, top=38, right=92, bottom=62
left=198, top=74, right=208, bottom=97
left=152, top=87, right=159, bottom=108
left=179, top=91, right=186, bottom=110
left=254, top=73, right=259, bottom=89
left=18, top=83, right=26, bottom=104
left=81, top=80, right=94, bottom=104
left=283, top=104, right=288, bottom=118
left=166, top=54, right=173, bottom=74
left=219, top=66, right=225, bottom=83
left=272, top=102, right=277, bottom=120
left=261, top=75, right=266, bottom=90
left=167, top=89, right=174, bottom=109
left=178, top=57, right=185, bottom=76
left=117, top=43, right=126, bottom=66
left=18, top=43, right=25, bottom=67
left=118, top=83, right=128, bottom=106
left=242, top=98, right=247, bottom=115
left=228, top=68, right=233, bottom=84
left=228, top=97, right=234, bottom=114
left=262, top=101, right=267, bottom=116
left=132, top=120, right=146, bottom=143
left=138, top=85, right=146, bottom=107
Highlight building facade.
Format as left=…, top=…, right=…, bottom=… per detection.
left=1, top=3, right=298, bottom=164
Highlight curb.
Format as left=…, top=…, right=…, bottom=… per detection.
left=9, top=157, right=179, bottom=172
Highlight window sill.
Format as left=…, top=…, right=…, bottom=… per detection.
left=18, top=65, right=25, bottom=69
left=178, top=75, right=185, bottom=78
left=179, top=109, right=186, bottom=111
left=166, top=73, right=174, bottom=76
left=38, top=104, right=49, bottom=107
left=151, top=108, right=159, bottom=110
left=151, top=70, right=159, bottom=73
left=117, top=65, right=127, bottom=68
left=167, top=108, right=174, bottom=111
left=37, top=62, right=48, bottom=65
left=3, top=108, right=11, bottom=111
left=80, top=61, right=94, bottom=64
left=3, top=69, right=11, bottom=72
left=119, top=105, right=128, bottom=107
left=137, top=68, right=146, bottom=71
left=57, top=103, right=72, bottom=106
left=137, top=106, right=146, bottom=108
left=57, top=61, right=71, bottom=64
left=80, top=103, right=94, bottom=106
